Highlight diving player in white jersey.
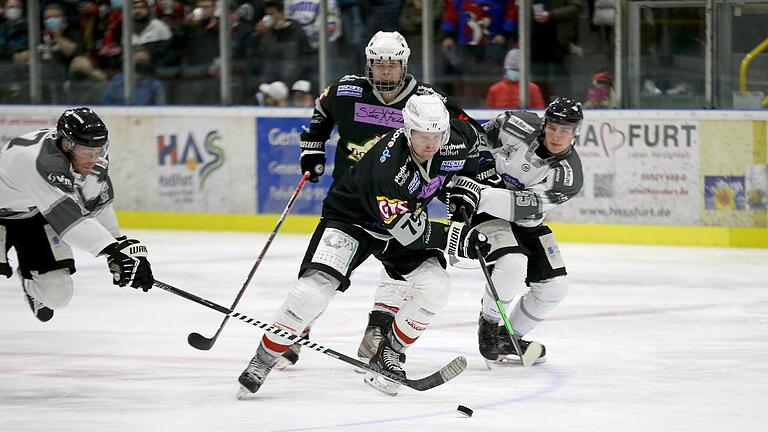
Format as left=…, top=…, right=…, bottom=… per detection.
left=449, top=97, right=584, bottom=365
left=0, top=107, right=154, bottom=322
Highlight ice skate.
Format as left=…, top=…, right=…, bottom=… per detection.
left=275, top=342, right=301, bottom=370
left=477, top=313, right=500, bottom=367
left=21, top=277, right=53, bottom=322
left=237, top=348, right=278, bottom=399
left=364, top=336, right=406, bottom=396
left=492, top=326, right=546, bottom=366
left=355, top=311, right=405, bottom=373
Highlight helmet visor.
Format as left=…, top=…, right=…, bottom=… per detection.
left=69, top=141, right=108, bottom=161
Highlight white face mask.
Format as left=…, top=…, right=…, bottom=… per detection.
left=5, top=7, right=22, bottom=21
left=505, top=69, right=520, bottom=81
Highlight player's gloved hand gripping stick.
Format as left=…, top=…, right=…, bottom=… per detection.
left=187, top=172, right=310, bottom=350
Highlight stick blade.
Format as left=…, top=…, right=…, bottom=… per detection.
left=405, top=355, right=467, bottom=391
left=187, top=332, right=215, bottom=351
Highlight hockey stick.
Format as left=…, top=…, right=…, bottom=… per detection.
left=460, top=207, right=541, bottom=367
left=187, top=172, right=310, bottom=351
left=155, top=279, right=467, bottom=391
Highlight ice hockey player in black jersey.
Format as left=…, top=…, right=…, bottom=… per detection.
left=238, top=94, right=490, bottom=397
left=0, top=107, right=154, bottom=322
left=451, top=97, right=585, bottom=366
left=280, top=30, right=473, bottom=370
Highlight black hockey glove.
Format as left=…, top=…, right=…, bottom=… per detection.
left=448, top=176, right=485, bottom=223
left=0, top=226, right=11, bottom=278
left=100, top=238, right=153, bottom=292
left=443, top=222, right=489, bottom=260
left=300, top=141, right=326, bottom=183
left=476, top=152, right=503, bottom=188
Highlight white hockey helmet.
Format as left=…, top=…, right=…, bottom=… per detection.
left=365, top=31, right=411, bottom=92
left=402, top=94, right=451, bottom=148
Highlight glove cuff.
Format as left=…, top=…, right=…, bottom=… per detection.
left=300, top=140, right=325, bottom=152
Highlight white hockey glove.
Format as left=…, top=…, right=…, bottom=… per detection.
left=448, top=176, right=486, bottom=223
left=100, top=238, right=153, bottom=292
left=443, top=222, right=489, bottom=260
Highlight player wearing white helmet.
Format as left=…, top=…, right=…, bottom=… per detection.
left=238, top=94, right=489, bottom=397
left=285, top=31, right=484, bottom=371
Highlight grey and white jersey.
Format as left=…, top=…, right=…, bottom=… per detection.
left=0, top=128, right=120, bottom=256
left=478, top=111, right=583, bottom=227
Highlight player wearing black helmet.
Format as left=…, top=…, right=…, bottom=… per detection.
left=0, top=107, right=154, bottom=322
left=448, top=97, right=585, bottom=366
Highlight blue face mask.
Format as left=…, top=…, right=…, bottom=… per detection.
left=111, top=0, right=124, bottom=9
left=505, top=70, right=520, bottom=81
left=44, top=16, right=63, bottom=31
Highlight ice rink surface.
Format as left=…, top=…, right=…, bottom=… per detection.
left=1, top=229, right=767, bottom=432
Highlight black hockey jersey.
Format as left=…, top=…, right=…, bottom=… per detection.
left=322, top=119, right=481, bottom=249
left=300, top=74, right=465, bottom=182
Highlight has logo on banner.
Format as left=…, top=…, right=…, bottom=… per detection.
left=157, top=130, right=224, bottom=190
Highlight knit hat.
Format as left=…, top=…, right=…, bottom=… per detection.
left=503, top=48, right=520, bottom=71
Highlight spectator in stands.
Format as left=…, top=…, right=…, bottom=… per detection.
left=530, top=0, right=584, bottom=102
left=247, top=0, right=313, bottom=92
left=584, top=69, right=614, bottom=108
left=257, top=80, right=289, bottom=106
left=179, top=0, right=220, bottom=73
left=398, top=0, right=442, bottom=77
left=285, top=0, right=342, bottom=51
left=336, top=0, right=365, bottom=73
left=364, top=0, right=404, bottom=35
left=101, top=47, right=167, bottom=105
left=440, top=0, right=518, bottom=107
left=41, top=2, right=84, bottom=69
left=77, top=1, right=109, bottom=60
left=486, top=47, right=545, bottom=109
left=0, top=0, right=29, bottom=63
left=132, top=0, right=173, bottom=63
left=61, top=55, right=107, bottom=104
left=290, top=79, right=314, bottom=107
left=96, top=0, right=124, bottom=74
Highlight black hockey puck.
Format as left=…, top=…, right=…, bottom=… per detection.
left=457, top=405, right=473, bottom=417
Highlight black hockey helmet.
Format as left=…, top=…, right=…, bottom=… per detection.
left=544, top=97, right=583, bottom=126
left=57, top=107, right=108, bottom=149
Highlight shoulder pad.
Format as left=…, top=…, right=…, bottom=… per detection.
left=498, top=111, right=542, bottom=147
left=36, top=136, right=75, bottom=193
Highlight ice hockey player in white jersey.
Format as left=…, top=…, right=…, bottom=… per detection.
left=448, top=97, right=584, bottom=365
left=0, top=107, right=154, bottom=322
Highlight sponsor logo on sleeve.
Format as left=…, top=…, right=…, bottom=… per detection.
left=407, top=174, right=420, bottom=194
left=559, top=160, right=573, bottom=187
left=394, top=163, right=410, bottom=185
left=440, top=160, right=465, bottom=171
left=506, top=115, right=536, bottom=134
left=47, top=173, right=73, bottom=188
left=337, top=85, right=363, bottom=97
left=377, top=195, right=409, bottom=224
left=380, top=148, right=391, bottom=163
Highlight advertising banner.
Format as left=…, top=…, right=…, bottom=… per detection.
left=256, top=117, right=337, bottom=214
left=548, top=118, right=701, bottom=225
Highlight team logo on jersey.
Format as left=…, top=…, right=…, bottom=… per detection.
left=440, top=160, right=465, bottom=171
left=354, top=103, right=403, bottom=128
left=347, top=136, right=381, bottom=162
left=407, top=173, right=420, bottom=193
left=337, top=85, right=363, bottom=97
left=439, top=142, right=464, bottom=156
left=521, top=163, right=531, bottom=172
left=376, top=196, right=409, bottom=224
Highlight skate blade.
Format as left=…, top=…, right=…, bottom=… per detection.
left=236, top=385, right=258, bottom=400
left=489, top=350, right=547, bottom=367
left=363, top=372, right=400, bottom=396
left=274, top=357, right=294, bottom=370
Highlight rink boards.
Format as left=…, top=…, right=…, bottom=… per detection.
left=1, top=106, right=766, bottom=247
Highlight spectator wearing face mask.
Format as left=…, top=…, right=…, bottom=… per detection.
left=62, top=55, right=107, bottom=104
left=0, top=0, right=29, bottom=63
left=486, top=48, right=545, bottom=109
left=131, top=0, right=172, bottom=63
left=100, top=47, right=166, bottom=105
left=41, top=2, right=84, bottom=69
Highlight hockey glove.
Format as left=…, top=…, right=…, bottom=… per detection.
left=100, top=238, right=153, bottom=292
left=300, top=141, right=326, bottom=183
left=0, top=226, right=11, bottom=278
left=443, top=222, right=489, bottom=260
left=476, top=152, right=503, bottom=188
left=448, top=176, right=485, bottom=223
